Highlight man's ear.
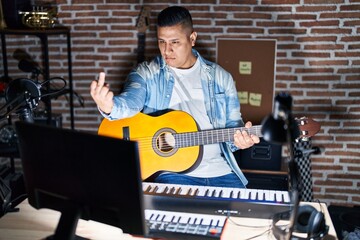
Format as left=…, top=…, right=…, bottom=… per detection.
left=190, top=31, right=197, bottom=46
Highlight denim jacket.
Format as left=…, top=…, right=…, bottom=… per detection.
left=104, top=49, right=248, bottom=186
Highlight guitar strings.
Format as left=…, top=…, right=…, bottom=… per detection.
left=126, top=125, right=263, bottom=152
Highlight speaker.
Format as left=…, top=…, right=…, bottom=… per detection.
left=272, top=204, right=329, bottom=240
left=1, top=0, right=32, bottom=28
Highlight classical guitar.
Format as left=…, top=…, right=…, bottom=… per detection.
left=98, top=110, right=320, bottom=180
left=136, top=6, right=150, bottom=64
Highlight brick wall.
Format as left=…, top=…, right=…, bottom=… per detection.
left=1, top=0, right=359, bottom=206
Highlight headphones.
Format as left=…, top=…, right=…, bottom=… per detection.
left=272, top=204, right=329, bottom=240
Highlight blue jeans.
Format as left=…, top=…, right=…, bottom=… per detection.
left=154, top=172, right=246, bottom=188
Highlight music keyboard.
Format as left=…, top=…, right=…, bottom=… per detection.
left=143, top=182, right=294, bottom=219
left=146, top=209, right=225, bottom=239
left=143, top=182, right=290, bottom=204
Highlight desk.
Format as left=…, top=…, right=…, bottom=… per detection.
left=0, top=200, right=337, bottom=240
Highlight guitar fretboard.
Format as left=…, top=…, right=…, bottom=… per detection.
left=174, top=125, right=263, bottom=148
left=137, top=33, right=146, bottom=63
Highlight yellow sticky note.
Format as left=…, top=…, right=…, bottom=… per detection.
left=249, top=93, right=262, bottom=107
left=238, top=91, right=248, bottom=104
left=239, top=61, right=252, bottom=75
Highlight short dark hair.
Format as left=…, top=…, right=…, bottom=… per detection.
left=157, top=6, right=193, bottom=31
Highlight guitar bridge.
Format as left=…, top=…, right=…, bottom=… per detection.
left=123, top=126, right=130, bottom=141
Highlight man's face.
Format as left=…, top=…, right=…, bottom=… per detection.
left=157, top=24, right=197, bottom=69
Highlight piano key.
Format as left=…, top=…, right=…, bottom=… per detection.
left=262, top=190, right=268, bottom=200
left=257, top=190, right=264, bottom=201
left=268, top=190, right=276, bottom=201
left=155, top=185, right=168, bottom=194
left=283, top=191, right=291, bottom=203
left=218, top=218, right=225, bottom=227
left=276, top=191, right=284, bottom=202
left=178, top=216, right=187, bottom=224
left=177, top=185, right=193, bottom=196
left=201, top=217, right=212, bottom=226
left=172, top=214, right=180, bottom=223
left=195, top=186, right=207, bottom=197
left=220, top=188, right=231, bottom=198
left=194, top=217, right=202, bottom=225
left=239, top=189, right=249, bottom=199
left=162, top=213, right=173, bottom=222
left=231, top=189, right=240, bottom=199
left=250, top=190, right=257, bottom=200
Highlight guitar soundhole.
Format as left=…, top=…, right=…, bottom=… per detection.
left=153, top=128, right=177, bottom=157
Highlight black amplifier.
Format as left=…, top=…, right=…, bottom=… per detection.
left=234, top=138, right=282, bottom=171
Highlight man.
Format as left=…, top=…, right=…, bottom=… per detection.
left=90, top=6, right=260, bottom=188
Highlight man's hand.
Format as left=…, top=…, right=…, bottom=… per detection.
left=233, top=121, right=260, bottom=149
left=90, top=72, right=114, bottom=114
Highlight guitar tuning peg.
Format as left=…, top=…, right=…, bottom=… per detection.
left=298, top=118, right=308, bottom=126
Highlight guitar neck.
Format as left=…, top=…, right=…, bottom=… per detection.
left=174, top=125, right=263, bottom=148
left=137, top=32, right=146, bottom=63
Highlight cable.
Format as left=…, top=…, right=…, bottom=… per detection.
left=42, top=77, right=85, bottom=107
left=40, top=77, right=67, bottom=98
left=227, top=215, right=272, bottom=229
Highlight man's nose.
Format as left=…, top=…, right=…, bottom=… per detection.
left=164, top=43, right=172, bottom=55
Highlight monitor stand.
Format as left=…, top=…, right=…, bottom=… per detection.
left=46, top=203, right=89, bottom=240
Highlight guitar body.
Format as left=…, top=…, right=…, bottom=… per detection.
left=98, top=111, right=202, bottom=180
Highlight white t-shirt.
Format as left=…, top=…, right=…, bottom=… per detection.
left=169, top=59, right=232, bottom=177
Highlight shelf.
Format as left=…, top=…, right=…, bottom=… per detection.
left=0, top=27, right=74, bottom=129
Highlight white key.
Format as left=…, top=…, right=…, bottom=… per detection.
left=283, top=191, right=291, bottom=203
left=177, top=186, right=193, bottom=196
left=239, top=189, right=249, bottom=199
left=264, top=190, right=271, bottom=201
left=162, top=213, right=174, bottom=222
left=231, top=189, right=240, bottom=199
left=201, top=216, right=212, bottom=225
left=221, top=188, right=232, bottom=198
left=195, top=186, right=207, bottom=196
left=257, top=190, right=264, bottom=201
left=155, top=185, right=168, bottom=194
left=250, top=189, right=257, bottom=200
left=269, top=190, right=276, bottom=201
left=275, top=191, right=284, bottom=202
left=179, top=216, right=189, bottom=224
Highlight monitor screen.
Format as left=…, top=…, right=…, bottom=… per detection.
left=15, top=121, right=147, bottom=240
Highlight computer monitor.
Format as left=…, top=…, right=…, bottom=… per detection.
left=15, top=121, right=147, bottom=240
